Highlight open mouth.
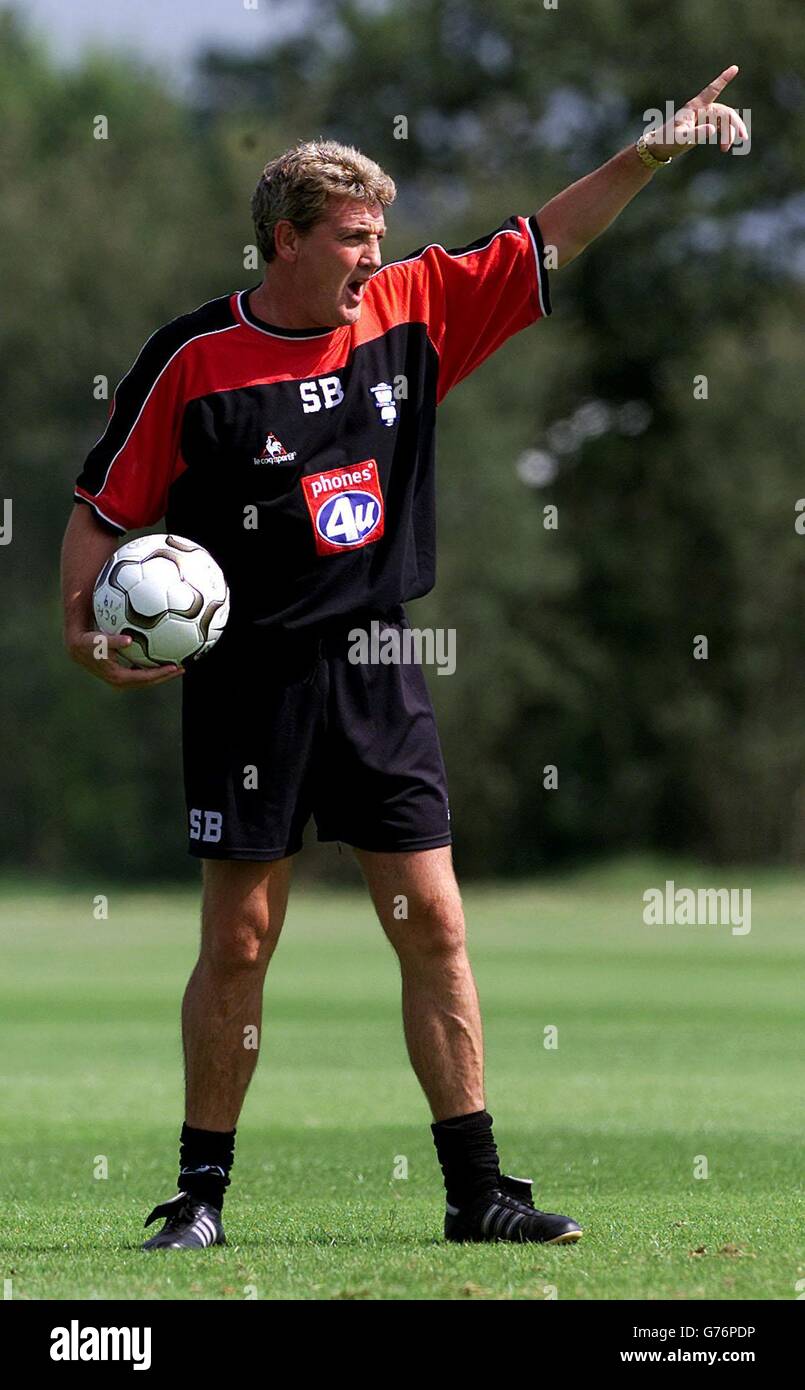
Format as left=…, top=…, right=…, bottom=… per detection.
left=345, top=279, right=366, bottom=303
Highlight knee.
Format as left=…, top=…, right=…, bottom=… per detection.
left=395, top=889, right=466, bottom=961
left=201, top=900, right=280, bottom=974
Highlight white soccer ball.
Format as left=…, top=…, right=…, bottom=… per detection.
left=93, top=534, right=230, bottom=668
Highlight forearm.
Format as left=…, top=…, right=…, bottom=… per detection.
left=537, top=144, right=656, bottom=269
left=61, top=506, right=182, bottom=687
left=61, top=503, right=119, bottom=642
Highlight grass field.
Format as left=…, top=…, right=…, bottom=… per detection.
left=0, top=858, right=802, bottom=1301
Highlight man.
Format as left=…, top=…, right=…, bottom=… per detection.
left=61, top=69, right=746, bottom=1250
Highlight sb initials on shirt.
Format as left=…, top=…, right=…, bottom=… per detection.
left=299, top=376, right=344, bottom=413
left=301, top=459, right=385, bottom=557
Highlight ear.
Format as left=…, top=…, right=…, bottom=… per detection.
left=273, top=219, right=300, bottom=264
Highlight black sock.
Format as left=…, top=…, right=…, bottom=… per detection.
left=178, top=1123, right=236, bottom=1211
left=431, top=1109, right=501, bottom=1209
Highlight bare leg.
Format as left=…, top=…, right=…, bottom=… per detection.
left=354, top=845, right=484, bottom=1121
left=181, top=857, right=292, bottom=1131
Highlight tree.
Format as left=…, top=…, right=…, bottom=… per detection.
left=4, top=0, right=805, bottom=878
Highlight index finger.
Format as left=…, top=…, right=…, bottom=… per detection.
left=690, top=64, right=739, bottom=109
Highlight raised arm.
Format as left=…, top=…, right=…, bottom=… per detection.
left=537, top=65, right=748, bottom=269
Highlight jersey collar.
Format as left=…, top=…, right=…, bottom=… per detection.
left=236, top=288, right=348, bottom=340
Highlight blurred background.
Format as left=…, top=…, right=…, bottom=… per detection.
left=3, top=0, right=805, bottom=884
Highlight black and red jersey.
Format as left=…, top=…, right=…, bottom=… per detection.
left=75, top=214, right=551, bottom=632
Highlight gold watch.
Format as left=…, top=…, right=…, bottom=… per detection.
left=636, top=133, right=673, bottom=170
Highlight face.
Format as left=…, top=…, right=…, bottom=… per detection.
left=279, top=195, right=387, bottom=328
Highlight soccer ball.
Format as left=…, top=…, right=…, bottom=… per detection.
left=93, top=534, right=230, bottom=668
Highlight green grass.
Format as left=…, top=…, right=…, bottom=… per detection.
left=0, top=859, right=802, bottom=1300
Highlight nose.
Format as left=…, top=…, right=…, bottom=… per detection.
left=365, top=241, right=383, bottom=271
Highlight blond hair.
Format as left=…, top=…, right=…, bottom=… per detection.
left=251, top=139, right=397, bottom=263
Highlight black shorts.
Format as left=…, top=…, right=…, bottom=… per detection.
left=181, top=605, right=452, bottom=861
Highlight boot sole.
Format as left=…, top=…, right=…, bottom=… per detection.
left=141, top=1235, right=226, bottom=1251
left=446, top=1228, right=583, bottom=1245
